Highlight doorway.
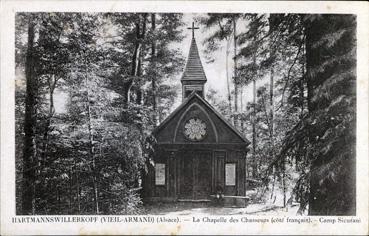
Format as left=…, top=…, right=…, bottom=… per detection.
left=178, top=150, right=212, bottom=199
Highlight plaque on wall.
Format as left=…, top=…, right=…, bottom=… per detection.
left=225, top=163, right=236, bottom=186
left=155, top=163, right=165, bottom=185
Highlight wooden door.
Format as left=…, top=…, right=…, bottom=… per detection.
left=179, top=150, right=212, bottom=199
left=193, top=151, right=212, bottom=199
left=179, top=152, right=194, bottom=198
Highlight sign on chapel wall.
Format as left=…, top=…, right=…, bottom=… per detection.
left=225, top=163, right=236, bottom=186
left=155, top=163, right=165, bottom=185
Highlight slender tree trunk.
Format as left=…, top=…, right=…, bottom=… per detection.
left=32, top=75, right=56, bottom=214
left=268, top=15, right=276, bottom=194
left=268, top=14, right=276, bottom=156
left=135, top=58, right=143, bottom=104
left=74, top=160, right=81, bottom=214
left=233, top=16, right=239, bottom=128
left=76, top=167, right=81, bottom=214
left=84, top=67, right=99, bottom=214
left=300, top=44, right=305, bottom=119
left=252, top=77, right=257, bottom=178
left=124, top=43, right=141, bottom=105
left=240, top=86, right=244, bottom=132
left=282, top=157, right=287, bottom=207
left=123, top=14, right=148, bottom=106
left=41, top=76, right=56, bottom=160
left=151, top=13, right=158, bottom=126
left=69, top=166, right=73, bottom=213
left=270, top=166, right=276, bottom=199
left=39, top=75, right=57, bottom=191
left=250, top=46, right=258, bottom=177
left=226, top=39, right=232, bottom=115
left=269, top=68, right=274, bottom=153
left=22, top=15, right=37, bottom=215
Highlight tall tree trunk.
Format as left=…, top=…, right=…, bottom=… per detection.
left=270, top=166, right=276, bottom=200
left=75, top=160, right=81, bottom=214
left=151, top=13, right=158, bottom=126
left=41, top=75, right=57, bottom=162
left=252, top=77, right=257, bottom=178
left=85, top=67, right=99, bottom=214
left=123, top=14, right=148, bottom=106
left=233, top=16, right=239, bottom=128
left=300, top=57, right=305, bottom=119
left=22, top=15, right=37, bottom=215
left=39, top=75, right=57, bottom=182
left=69, top=166, right=73, bottom=213
left=305, top=17, right=316, bottom=216
left=135, top=58, right=143, bottom=104
left=124, top=42, right=141, bottom=105
left=269, top=68, right=274, bottom=154
left=240, top=86, right=244, bottom=132
left=226, top=39, right=232, bottom=115
left=282, top=157, right=287, bottom=207
left=268, top=14, right=275, bottom=158
left=268, top=15, right=276, bottom=193
left=35, top=75, right=57, bottom=214
left=250, top=46, right=258, bottom=177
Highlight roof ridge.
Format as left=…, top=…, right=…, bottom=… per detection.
left=152, top=92, right=250, bottom=145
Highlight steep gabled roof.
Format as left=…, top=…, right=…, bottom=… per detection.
left=153, top=91, right=249, bottom=144
left=181, top=38, right=207, bottom=82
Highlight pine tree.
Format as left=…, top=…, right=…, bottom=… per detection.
left=278, top=14, right=356, bottom=215
left=304, top=14, right=356, bottom=215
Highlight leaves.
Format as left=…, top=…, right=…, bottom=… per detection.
left=15, top=12, right=184, bottom=214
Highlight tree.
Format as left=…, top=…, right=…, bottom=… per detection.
left=15, top=12, right=185, bottom=214
left=150, top=13, right=158, bottom=125
left=277, top=14, right=356, bottom=215
left=304, top=14, right=356, bottom=215
left=198, top=13, right=243, bottom=123
left=21, top=13, right=38, bottom=215
left=237, top=14, right=269, bottom=178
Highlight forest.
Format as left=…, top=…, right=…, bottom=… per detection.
left=15, top=13, right=356, bottom=215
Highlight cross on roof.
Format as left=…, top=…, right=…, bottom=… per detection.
left=187, top=22, right=199, bottom=39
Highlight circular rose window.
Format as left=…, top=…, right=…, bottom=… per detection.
left=184, top=118, right=207, bottom=141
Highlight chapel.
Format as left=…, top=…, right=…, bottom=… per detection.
left=142, top=24, right=250, bottom=203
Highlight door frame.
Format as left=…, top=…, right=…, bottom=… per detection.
left=177, top=149, right=213, bottom=200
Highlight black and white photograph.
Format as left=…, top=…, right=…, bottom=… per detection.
left=1, top=1, right=368, bottom=235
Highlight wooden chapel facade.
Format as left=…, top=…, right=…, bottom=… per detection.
left=143, top=28, right=250, bottom=202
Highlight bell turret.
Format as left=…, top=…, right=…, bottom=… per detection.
left=181, top=22, right=207, bottom=101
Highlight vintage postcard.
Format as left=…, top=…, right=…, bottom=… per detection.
left=1, top=0, right=368, bottom=235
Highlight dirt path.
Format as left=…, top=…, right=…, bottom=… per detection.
left=143, top=202, right=300, bottom=216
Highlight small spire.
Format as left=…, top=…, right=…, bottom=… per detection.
left=181, top=31, right=207, bottom=82
left=181, top=22, right=207, bottom=100
left=187, top=22, right=199, bottom=39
